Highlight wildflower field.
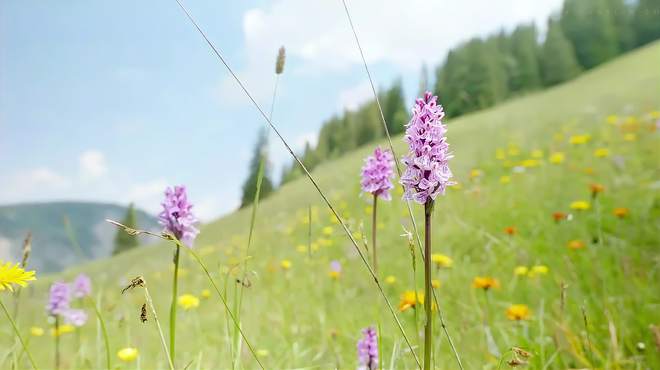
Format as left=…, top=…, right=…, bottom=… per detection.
left=2, top=38, right=660, bottom=370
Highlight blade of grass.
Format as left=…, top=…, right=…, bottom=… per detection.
left=170, top=1, right=420, bottom=367
left=0, top=298, right=38, bottom=370
left=87, top=294, right=111, bottom=370
left=63, top=216, right=87, bottom=260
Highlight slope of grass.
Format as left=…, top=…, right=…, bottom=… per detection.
left=3, top=41, right=660, bottom=369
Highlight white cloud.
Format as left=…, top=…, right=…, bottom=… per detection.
left=294, top=132, right=318, bottom=150
left=2, top=167, right=71, bottom=203
left=338, top=80, right=372, bottom=111
left=79, top=150, right=108, bottom=180
left=127, top=178, right=170, bottom=214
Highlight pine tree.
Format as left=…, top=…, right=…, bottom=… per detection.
left=633, top=0, right=660, bottom=46
left=541, top=19, right=582, bottom=86
left=240, top=128, right=275, bottom=208
left=606, top=0, right=635, bottom=52
left=509, top=24, right=542, bottom=92
left=560, top=0, right=619, bottom=69
left=382, top=80, right=407, bottom=135
left=113, top=203, right=139, bottom=255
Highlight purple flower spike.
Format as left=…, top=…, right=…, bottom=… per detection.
left=72, top=273, right=92, bottom=299
left=47, top=282, right=71, bottom=316
left=361, top=147, right=395, bottom=200
left=158, top=185, right=199, bottom=247
left=400, top=91, right=454, bottom=204
left=357, top=326, right=378, bottom=370
left=64, top=309, right=88, bottom=327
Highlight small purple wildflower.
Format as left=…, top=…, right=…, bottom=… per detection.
left=72, top=273, right=92, bottom=299
left=330, top=260, right=342, bottom=274
left=357, top=326, right=378, bottom=370
left=361, top=147, right=395, bottom=200
left=47, top=282, right=71, bottom=316
left=63, top=309, right=88, bottom=327
left=158, top=185, right=199, bottom=247
left=400, top=91, right=454, bottom=204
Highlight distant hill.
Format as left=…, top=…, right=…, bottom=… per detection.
left=0, top=202, right=159, bottom=273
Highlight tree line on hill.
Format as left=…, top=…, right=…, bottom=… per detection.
left=236, top=0, right=660, bottom=208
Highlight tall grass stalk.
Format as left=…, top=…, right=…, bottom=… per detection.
left=169, top=244, right=181, bottom=366
left=87, top=295, right=111, bottom=370
left=142, top=279, right=175, bottom=370
left=0, top=298, right=38, bottom=370
left=171, top=1, right=420, bottom=366
left=63, top=216, right=86, bottom=260
left=372, top=194, right=379, bottom=275
left=54, top=315, right=60, bottom=370
left=339, top=1, right=463, bottom=368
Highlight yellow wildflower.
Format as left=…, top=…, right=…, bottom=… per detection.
left=177, top=294, right=200, bottom=310
left=30, top=327, right=44, bottom=337
left=296, top=244, right=307, bottom=253
left=569, top=134, right=591, bottom=145
left=51, top=324, right=75, bottom=337
left=613, top=207, right=629, bottom=218
left=531, top=149, right=544, bottom=159
left=507, top=145, right=520, bottom=156
left=594, top=148, right=610, bottom=158
left=322, top=226, right=333, bottom=236
left=500, top=175, right=511, bottom=184
left=281, top=259, right=292, bottom=270
left=506, top=304, right=531, bottom=321
left=257, top=349, right=269, bottom=357
left=606, top=115, right=618, bottom=125
left=514, top=266, right=529, bottom=276
left=472, top=276, right=500, bottom=290
left=385, top=275, right=397, bottom=285
left=117, top=347, right=139, bottom=362
left=470, top=169, right=483, bottom=179
left=570, top=201, right=590, bottom=211
left=624, top=133, right=636, bottom=141
left=521, top=159, right=540, bottom=168
left=0, top=261, right=36, bottom=292
left=399, top=290, right=424, bottom=312
left=201, top=289, right=211, bottom=299
left=495, top=148, right=506, bottom=160
left=549, top=152, right=565, bottom=164
left=528, top=265, right=549, bottom=277
left=431, top=279, right=441, bottom=289
left=568, top=240, right=585, bottom=250
left=431, top=254, right=453, bottom=268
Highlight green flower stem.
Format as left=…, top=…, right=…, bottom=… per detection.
left=169, top=244, right=181, bottom=366
left=54, top=315, right=60, bottom=370
left=372, top=194, right=378, bottom=276
left=423, top=200, right=433, bottom=370
left=0, top=298, right=38, bottom=370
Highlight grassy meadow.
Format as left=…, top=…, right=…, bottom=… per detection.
left=2, top=41, right=660, bottom=370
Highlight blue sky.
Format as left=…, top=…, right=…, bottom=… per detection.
left=1, top=0, right=562, bottom=220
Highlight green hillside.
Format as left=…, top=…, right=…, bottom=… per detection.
left=0, top=202, right=159, bottom=273
left=3, top=42, right=660, bottom=369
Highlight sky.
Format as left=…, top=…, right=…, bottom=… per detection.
left=1, top=0, right=563, bottom=220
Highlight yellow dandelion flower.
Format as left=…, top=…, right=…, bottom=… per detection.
left=322, top=226, right=333, bottom=236
left=531, top=149, right=544, bottom=159
left=51, top=324, right=75, bottom=337
left=117, top=347, right=139, bottom=362
left=569, top=134, right=591, bottom=145
left=201, top=289, right=211, bottom=299
left=650, top=111, right=660, bottom=119
left=521, top=159, right=540, bottom=168
left=593, top=148, right=610, bottom=158
left=385, top=275, right=397, bottom=285
left=506, top=304, right=531, bottom=321
left=399, top=290, right=424, bottom=312
left=514, top=266, right=529, bottom=276
left=624, top=133, right=636, bottom=141
left=431, top=254, right=453, bottom=268
left=570, top=201, right=591, bottom=211
left=177, top=294, right=200, bottom=310
left=549, top=152, right=565, bottom=164
left=473, top=276, right=500, bottom=290
left=495, top=148, right=506, bottom=160
left=30, top=327, right=44, bottom=337
left=329, top=270, right=340, bottom=279
left=431, top=279, right=441, bottom=289
left=606, top=115, right=618, bottom=125
left=528, top=265, right=549, bottom=278
left=256, top=349, right=269, bottom=357
left=281, top=259, right=292, bottom=270
left=500, top=176, right=511, bottom=184
left=0, top=261, right=36, bottom=292
left=469, top=169, right=483, bottom=179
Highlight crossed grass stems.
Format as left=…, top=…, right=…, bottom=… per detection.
left=141, top=0, right=465, bottom=368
